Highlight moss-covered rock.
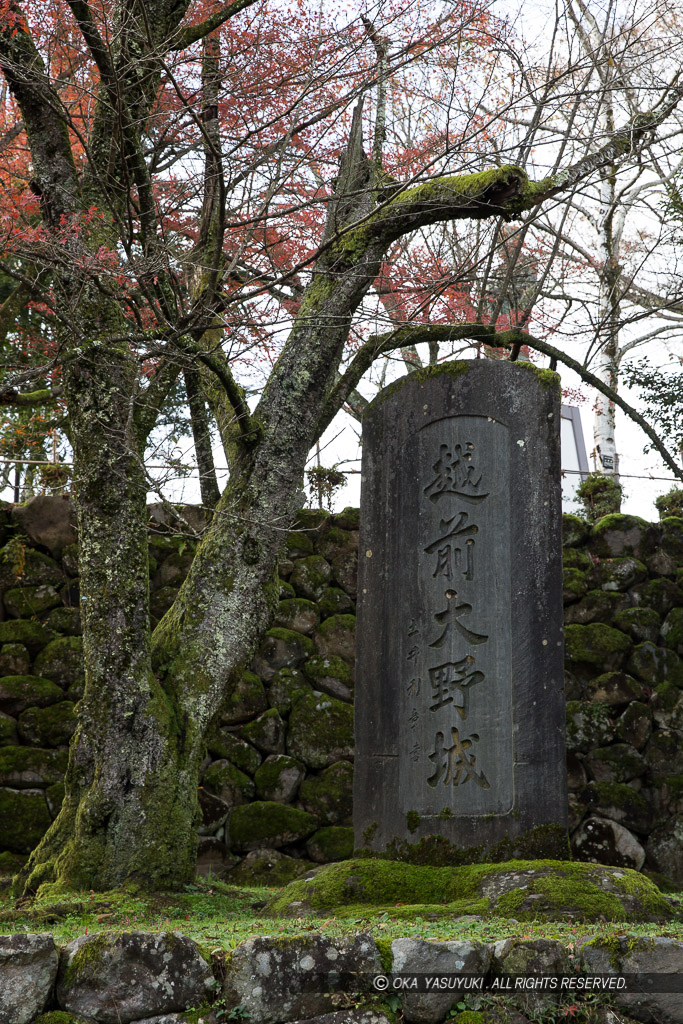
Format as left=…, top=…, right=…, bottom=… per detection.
left=0, top=675, right=64, bottom=716
left=220, top=671, right=268, bottom=725
left=564, top=622, right=631, bottom=674
left=226, top=847, right=313, bottom=886
left=626, top=642, right=683, bottom=687
left=313, top=613, right=356, bottom=665
left=565, top=701, right=614, bottom=753
left=33, top=637, right=83, bottom=688
left=45, top=780, right=65, bottom=818
left=17, top=701, right=76, bottom=748
left=616, top=700, right=652, bottom=750
left=586, top=557, right=648, bottom=593
left=62, top=541, right=79, bottom=576
left=0, top=849, right=25, bottom=875
left=0, top=620, right=53, bottom=654
left=0, top=787, right=51, bottom=852
left=66, top=679, right=84, bottom=703
left=251, top=628, right=315, bottom=682
left=152, top=550, right=193, bottom=589
left=58, top=579, right=79, bottom=608
left=205, top=729, right=262, bottom=775
left=562, top=547, right=592, bottom=571
left=298, top=760, right=354, bottom=824
left=590, top=514, right=656, bottom=559
left=331, top=551, right=357, bottom=597
left=562, top=567, right=587, bottom=604
left=562, top=514, right=590, bottom=548
left=331, top=507, right=360, bottom=531
left=201, top=759, right=255, bottom=806
left=585, top=671, right=642, bottom=706
left=265, top=858, right=674, bottom=922
left=613, top=606, right=661, bottom=645
left=631, top=578, right=683, bottom=617
left=32, top=1013, right=93, bottom=1024
left=318, top=526, right=357, bottom=561
left=661, top=606, right=683, bottom=654
left=289, top=555, right=333, bottom=601
left=240, top=708, right=286, bottom=755
left=651, top=679, right=680, bottom=717
left=577, top=781, right=653, bottom=833
left=584, top=743, right=646, bottom=783
left=273, top=598, right=319, bottom=636
left=287, top=690, right=354, bottom=769
left=303, top=654, right=352, bottom=701
left=267, top=667, right=312, bottom=715
left=0, top=744, right=68, bottom=788
left=0, top=542, right=63, bottom=589
left=661, top=516, right=683, bottom=561
left=254, top=754, right=304, bottom=802
left=306, top=826, right=354, bottom=863
left=3, top=584, right=61, bottom=619
left=229, top=800, right=318, bottom=851
left=0, top=710, right=18, bottom=746
left=564, top=589, right=630, bottom=625
left=644, top=818, right=683, bottom=886
left=0, top=643, right=30, bottom=676
left=278, top=579, right=295, bottom=600
left=293, top=507, right=331, bottom=537
left=44, top=606, right=82, bottom=636
left=285, top=531, right=314, bottom=558
left=318, top=586, right=354, bottom=619
left=644, top=730, right=683, bottom=773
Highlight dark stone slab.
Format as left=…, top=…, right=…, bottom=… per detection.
left=353, top=361, right=567, bottom=860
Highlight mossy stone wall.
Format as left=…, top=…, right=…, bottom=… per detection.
left=2, top=499, right=683, bottom=887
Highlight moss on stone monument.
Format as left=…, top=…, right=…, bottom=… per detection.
left=264, top=858, right=673, bottom=923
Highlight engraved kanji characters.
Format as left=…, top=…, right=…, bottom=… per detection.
left=428, top=658, right=484, bottom=716
left=424, top=511, right=477, bottom=581
left=427, top=727, right=490, bottom=789
left=423, top=443, right=489, bottom=504
left=429, top=599, right=488, bottom=648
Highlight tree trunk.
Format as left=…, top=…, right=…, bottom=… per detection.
left=592, top=169, right=621, bottom=491
left=21, top=312, right=201, bottom=893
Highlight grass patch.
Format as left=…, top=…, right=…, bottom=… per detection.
left=1, top=874, right=682, bottom=951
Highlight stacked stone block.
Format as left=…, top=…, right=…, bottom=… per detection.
left=3, top=498, right=683, bottom=886
left=563, top=512, right=683, bottom=884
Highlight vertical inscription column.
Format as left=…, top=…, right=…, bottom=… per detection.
left=354, top=361, right=567, bottom=860
left=402, top=419, right=512, bottom=816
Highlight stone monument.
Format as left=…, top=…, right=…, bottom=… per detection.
left=354, top=359, right=568, bottom=860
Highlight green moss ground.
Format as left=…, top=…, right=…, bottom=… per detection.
left=1, top=874, right=681, bottom=951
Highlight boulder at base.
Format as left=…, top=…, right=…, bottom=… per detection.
left=264, top=858, right=677, bottom=923
left=56, top=931, right=216, bottom=1023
